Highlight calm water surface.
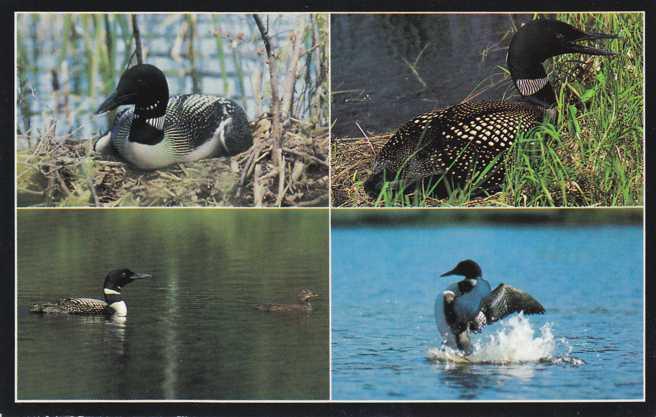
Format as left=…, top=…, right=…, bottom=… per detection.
left=331, top=221, right=643, bottom=400
left=331, top=14, right=531, bottom=137
left=18, top=209, right=329, bottom=400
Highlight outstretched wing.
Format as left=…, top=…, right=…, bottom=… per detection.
left=479, top=284, right=545, bottom=324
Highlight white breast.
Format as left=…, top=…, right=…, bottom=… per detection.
left=109, top=300, right=127, bottom=317
left=120, top=140, right=178, bottom=170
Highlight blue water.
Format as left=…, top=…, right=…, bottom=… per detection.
left=331, top=223, right=643, bottom=400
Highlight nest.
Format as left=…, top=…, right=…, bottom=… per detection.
left=17, top=115, right=329, bottom=207
left=330, top=134, right=389, bottom=207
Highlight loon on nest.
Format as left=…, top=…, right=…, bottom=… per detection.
left=30, top=269, right=151, bottom=317
left=435, top=260, right=544, bottom=355
left=364, top=19, right=617, bottom=198
left=255, top=288, right=319, bottom=313
left=94, top=64, right=253, bottom=170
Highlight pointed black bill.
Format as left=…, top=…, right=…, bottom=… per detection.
left=130, top=272, right=152, bottom=280
left=440, top=268, right=456, bottom=277
left=95, top=90, right=136, bottom=114
left=567, top=31, right=618, bottom=56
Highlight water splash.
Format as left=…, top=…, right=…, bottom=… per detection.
left=427, top=313, right=584, bottom=366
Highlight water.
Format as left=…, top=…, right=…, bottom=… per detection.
left=331, top=217, right=643, bottom=400
left=17, top=209, right=329, bottom=400
left=331, top=14, right=531, bottom=137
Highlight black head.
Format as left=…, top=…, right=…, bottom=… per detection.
left=102, top=268, right=152, bottom=292
left=508, top=19, right=616, bottom=79
left=95, top=64, right=169, bottom=117
left=441, top=260, right=482, bottom=280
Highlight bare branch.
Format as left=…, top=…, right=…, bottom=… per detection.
left=252, top=14, right=282, bottom=167
left=131, top=14, right=143, bottom=65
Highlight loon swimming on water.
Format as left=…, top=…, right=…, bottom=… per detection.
left=255, top=288, right=319, bottom=312
left=30, top=268, right=151, bottom=317
left=435, top=260, right=544, bottom=355
left=364, top=19, right=617, bottom=198
left=94, top=64, right=253, bottom=170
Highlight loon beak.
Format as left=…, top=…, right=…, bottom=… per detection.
left=566, top=31, right=618, bottom=56
left=130, top=272, right=152, bottom=280
left=95, top=90, right=136, bottom=114
left=440, top=268, right=457, bottom=278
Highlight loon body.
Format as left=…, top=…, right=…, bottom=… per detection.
left=435, top=260, right=544, bottom=355
left=365, top=19, right=617, bottom=198
left=30, top=269, right=151, bottom=317
left=256, top=288, right=319, bottom=313
left=95, top=64, right=253, bottom=170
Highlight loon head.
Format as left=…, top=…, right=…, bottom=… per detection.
left=102, top=268, right=152, bottom=294
left=507, top=19, right=616, bottom=105
left=297, top=288, right=319, bottom=303
left=95, top=64, right=169, bottom=118
left=441, top=259, right=482, bottom=280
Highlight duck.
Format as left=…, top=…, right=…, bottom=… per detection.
left=255, top=288, right=319, bottom=313
left=364, top=19, right=617, bottom=198
left=435, top=259, right=544, bottom=355
left=30, top=268, right=151, bottom=317
left=94, top=64, right=253, bottom=170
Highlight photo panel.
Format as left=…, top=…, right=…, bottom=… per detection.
left=331, top=209, right=644, bottom=400
left=16, top=208, right=329, bottom=400
left=331, top=13, right=643, bottom=208
left=16, top=13, right=329, bottom=207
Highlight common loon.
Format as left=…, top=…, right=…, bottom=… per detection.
left=255, top=288, right=319, bottom=312
left=94, top=64, right=253, bottom=170
left=30, top=268, right=151, bottom=317
left=435, top=260, right=544, bottom=355
left=364, top=19, right=617, bottom=198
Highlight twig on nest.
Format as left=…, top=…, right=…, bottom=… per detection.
left=253, top=14, right=283, bottom=167
left=355, top=121, right=375, bottom=155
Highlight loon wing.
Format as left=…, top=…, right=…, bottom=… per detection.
left=479, top=284, right=545, bottom=323
left=378, top=101, right=543, bottom=182
left=59, top=298, right=109, bottom=314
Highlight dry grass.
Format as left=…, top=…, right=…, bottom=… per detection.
left=17, top=115, right=328, bottom=207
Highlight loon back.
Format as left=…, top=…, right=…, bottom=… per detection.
left=96, top=94, right=252, bottom=170
left=365, top=101, right=544, bottom=196
left=30, top=298, right=110, bottom=315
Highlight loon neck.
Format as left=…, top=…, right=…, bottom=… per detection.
left=130, top=110, right=166, bottom=145
left=511, top=64, right=556, bottom=108
left=103, top=288, right=127, bottom=316
left=103, top=287, right=123, bottom=304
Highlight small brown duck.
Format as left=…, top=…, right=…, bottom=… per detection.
left=255, top=288, right=319, bottom=313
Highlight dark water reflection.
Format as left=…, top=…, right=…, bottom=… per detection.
left=18, top=209, right=329, bottom=400
left=331, top=14, right=532, bottom=137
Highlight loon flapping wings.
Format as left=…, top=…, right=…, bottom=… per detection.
left=365, top=19, right=617, bottom=198
left=94, top=64, right=253, bottom=170
left=435, top=259, right=544, bottom=355
left=30, top=268, right=151, bottom=317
